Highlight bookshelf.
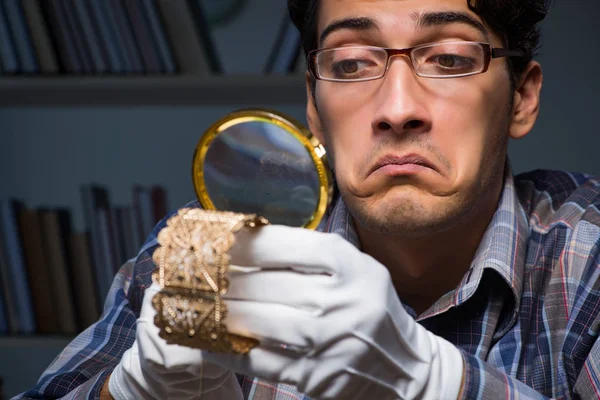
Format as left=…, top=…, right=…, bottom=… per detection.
left=0, top=0, right=308, bottom=396
left=0, top=73, right=307, bottom=106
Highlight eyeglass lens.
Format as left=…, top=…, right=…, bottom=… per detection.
left=316, top=42, right=486, bottom=80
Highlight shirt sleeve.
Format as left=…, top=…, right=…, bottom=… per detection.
left=14, top=213, right=169, bottom=399
left=459, top=351, right=552, bottom=400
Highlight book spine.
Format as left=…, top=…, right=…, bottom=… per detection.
left=108, top=0, right=144, bottom=73
left=185, top=0, right=222, bottom=73
left=3, top=0, right=40, bottom=73
left=71, top=0, right=108, bottom=74
left=39, top=0, right=83, bottom=73
left=139, top=0, right=176, bottom=74
left=151, top=185, right=168, bottom=224
left=0, top=233, right=19, bottom=333
left=0, top=0, right=20, bottom=73
left=39, top=210, right=78, bottom=334
left=155, top=0, right=213, bottom=74
left=133, top=186, right=155, bottom=243
left=90, top=0, right=132, bottom=73
left=68, top=232, right=100, bottom=329
left=80, top=185, right=112, bottom=305
left=123, top=0, right=162, bottom=74
left=20, top=0, right=60, bottom=74
left=60, top=0, right=95, bottom=74
left=85, top=0, right=124, bottom=73
left=0, top=201, right=36, bottom=334
left=0, top=282, right=7, bottom=333
left=17, top=208, right=60, bottom=334
left=265, top=11, right=302, bottom=74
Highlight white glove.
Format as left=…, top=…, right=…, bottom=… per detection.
left=108, top=282, right=243, bottom=400
left=202, top=225, right=465, bottom=400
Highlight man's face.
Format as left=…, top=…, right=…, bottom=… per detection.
left=310, top=0, right=515, bottom=236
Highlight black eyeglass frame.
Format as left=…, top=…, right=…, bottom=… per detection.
left=307, top=41, right=524, bottom=81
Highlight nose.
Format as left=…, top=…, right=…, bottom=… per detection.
left=371, top=56, right=432, bottom=136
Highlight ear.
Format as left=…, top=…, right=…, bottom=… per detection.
left=305, top=72, right=326, bottom=145
left=509, top=61, right=543, bottom=140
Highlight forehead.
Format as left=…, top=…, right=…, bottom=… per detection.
left=319, top=0, right=474, bottom=20
left=317, top=0, right=495, bottom=44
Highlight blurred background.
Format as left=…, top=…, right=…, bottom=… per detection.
left=0, top=0, right=598, bottom=397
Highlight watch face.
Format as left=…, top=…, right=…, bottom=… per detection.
left=200, top=0, right=247, bottom=26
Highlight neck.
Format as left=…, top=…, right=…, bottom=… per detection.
left=356, top=184, right=503, bottom=316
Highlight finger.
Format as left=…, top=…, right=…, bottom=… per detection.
left=139, top=282, right=161, bottom=322
left=225, top=299, right=319, bottom=351
left=225, top=267, right=331, bottom=310
left=202, top=346, right=304, bottom=387
left=231, top=225, right=346, bottom=274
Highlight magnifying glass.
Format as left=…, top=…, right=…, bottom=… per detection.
left=192, top=108, right=334, bottom=229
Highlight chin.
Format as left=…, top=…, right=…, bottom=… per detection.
left=344, top=186, right=464, bottom=237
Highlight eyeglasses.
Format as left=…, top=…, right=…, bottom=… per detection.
left=307, top=41, right=523, bottom=82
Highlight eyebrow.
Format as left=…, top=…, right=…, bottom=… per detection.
left=319, top=17, right=378, bottom=47
left=319, top=11, right=489, bottom=47
left=414, top=11, right=489, bottom=39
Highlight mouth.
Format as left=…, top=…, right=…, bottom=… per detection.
left=368, top=154, right=438, bottom=176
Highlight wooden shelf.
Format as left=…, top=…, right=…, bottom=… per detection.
left=0, top=74, right=307, bottom=106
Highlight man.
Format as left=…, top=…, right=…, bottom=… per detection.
left=18, top=0, right=600, bottom=399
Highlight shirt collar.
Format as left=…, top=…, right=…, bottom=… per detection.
left=323, top=163, right=529, bottom=325
left=448, top=164, right=529, bottom=326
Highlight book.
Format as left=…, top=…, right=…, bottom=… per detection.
left=151, top=185, right=168, bottom=223
left=127, top=204, right=143, bottom=256
left=60, top=0, right=95, bottom=73
left=71, top=0, right=109, bottom=74
left=0, top=273, right=7, bottom=333
left=265, top=10, right=302, bottom=74
left=86, top=0, right=124, bottom=73
left=89, top=0, right=132, bottom=73
left=38, top=209, right=78, bottom=334
left=107, top=0, right=144, bottom=73
left=123, top=0, right=162, bottom=74
left=133, top=185, right=155, bottom=245
left=115, top=206, right=140, bottom=261
left=3, top=0, right=39, bottom=73
left=21, top=0, right=60, bottom=73
left=0, top=0, right=19, bottom=73
left=80, top=184, right=114, bottom=304
left=68, top=231, right=101, bottom=330
left=109, top=206, right=126, bottom=267
left=113, top=206, right=130, bottom=264
left=186, top=0, right=222, bottom=73
left=139, top=0, right=176, bottom=74
left=0, top=227, right=18, bottom=333
left=155, top=0, right=220, bottom=74
left=0, top=200, right=36, bottom=334
left=17, top=208, right=59, bottom=334
left=39, top=0, right=83, bottom=73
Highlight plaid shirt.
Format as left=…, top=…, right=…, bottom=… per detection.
left=16, top=167, right=600, bottom=400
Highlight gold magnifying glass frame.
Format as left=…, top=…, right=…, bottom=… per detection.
left=192, top=108, right=334, bottom=230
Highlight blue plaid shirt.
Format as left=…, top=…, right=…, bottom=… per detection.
left=16, top=167, right=600, bottom=399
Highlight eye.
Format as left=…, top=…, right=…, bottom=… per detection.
left=316, top=47, right=386, bottom=80
left=431, top=54, right=472, bottom=69
left=330, top=59, right=377, bottom=79
left=335, top=59, right=361, bottom=74
left=436, top=54, right=459, bottom=68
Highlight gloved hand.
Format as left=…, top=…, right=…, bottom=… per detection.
left=203, top=225, right=465, bottom=400
left=108, top=281, right=243, bottom=400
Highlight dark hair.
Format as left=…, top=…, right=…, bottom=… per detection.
left=288, top=0, right=551, bottom=83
